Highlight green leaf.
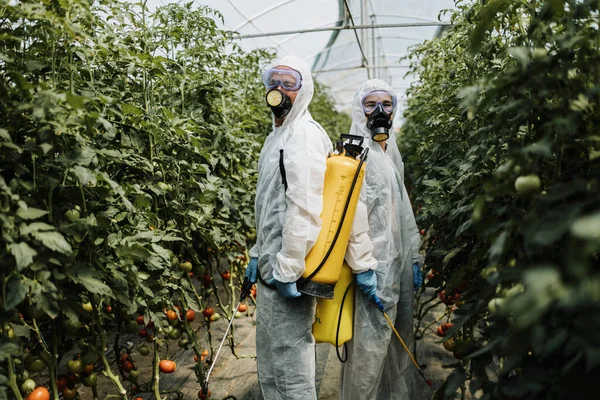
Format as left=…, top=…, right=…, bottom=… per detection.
left=444, top=370, right=467, bottom=398
left=39, top=143, right=53, bottom=154
left=9, top=242, right=37, bottom=270
left=73, top=165, right=97, bottom=185
left=5, top=277, right=27, bottom=310
left=0, top=128, right=10, bottom=141
left=31, top=230, right=72, bottom=254
left=66, top=91, right=85, bottom=109
left=0, top=343, right=19, bottom=361
left=9, top=323, right=32, bottom=340
left=20, top=222, right=55, bottom=235
left=67, top=266, right=114, bottom=297
left=16, top=205, right=48, bottom=220
left=151, top=243, right=171, bottom=262
left=508, top=46, right=530, bottom=67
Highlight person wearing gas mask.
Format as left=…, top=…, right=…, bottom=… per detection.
left=340, top=79, right=424, bottom=399
left=243, top=55, right=333, bottom=399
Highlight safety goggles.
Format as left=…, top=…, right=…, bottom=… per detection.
left=262, top=68, right=303, bottom=91
left=361, top=90, right=397, bottom=114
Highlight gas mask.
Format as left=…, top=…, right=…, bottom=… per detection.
left=366, top=104, right=393, bottom=142
left=266, top=88, right=293, bottom=119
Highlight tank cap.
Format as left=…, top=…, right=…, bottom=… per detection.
left=340, top=134, right=364, bottom=158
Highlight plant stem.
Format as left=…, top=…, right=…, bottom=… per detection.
left=93, top=306, right=128, bottom=399
left=7, top=356, right=24, bottom=400
left=152, top=339, right=161, bottom=400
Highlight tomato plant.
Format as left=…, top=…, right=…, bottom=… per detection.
left=403, top=0, right=600, bottom=398
left=0, top=0, right=352, bottom=398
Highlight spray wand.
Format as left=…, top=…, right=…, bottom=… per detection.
left=374, top=299, right=432, bottom=386
left=201, top=277, right=254, bottom=397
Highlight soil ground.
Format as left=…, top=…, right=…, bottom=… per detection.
left=76, top=287, right=462, bottom=400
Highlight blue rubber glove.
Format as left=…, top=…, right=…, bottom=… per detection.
left=265, top=277, right=301, bottom=298
left=245, top=257, right=258, bottom=284
left=413, top=263, right=424, bottom=291
left=356, top=270, right=384, bottom=310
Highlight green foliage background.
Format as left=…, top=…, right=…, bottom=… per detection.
left=401, top=0, right=600, bottom=399
left=0, top=0, right=347, bottom=398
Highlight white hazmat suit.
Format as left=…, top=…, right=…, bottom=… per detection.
left=340, top=79, right=423, bottom=399
left=249, top=55, right=332, bottom=399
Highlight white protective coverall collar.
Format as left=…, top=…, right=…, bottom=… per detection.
left=340, top=79, right=422, bottom=399
left=250, top=55, right=333, bottom=399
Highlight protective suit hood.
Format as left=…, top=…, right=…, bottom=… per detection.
left=267, top=55, right=314, bottom=128
left=349, top=79, right=405, bottom=183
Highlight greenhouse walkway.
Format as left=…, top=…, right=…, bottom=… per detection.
left=193, top=287, right=460, bottom=400
left=80, top=287, right=460, bottom=399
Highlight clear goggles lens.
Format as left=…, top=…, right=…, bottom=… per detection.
left=262, top=68, right=302, bottom=91
left=361, top=90, right=397, bottom=113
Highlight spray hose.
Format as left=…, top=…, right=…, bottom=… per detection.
left=201, top=277, right=253, bottom=396
left=375, top=301, right=432, bottom=386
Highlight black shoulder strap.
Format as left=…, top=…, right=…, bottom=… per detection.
left=279, top=149, right=288, bottom=192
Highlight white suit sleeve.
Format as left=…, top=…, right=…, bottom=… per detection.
left=249, top=244, right=258, bottom=259
left=401, top=185, right=424, bottom=265
left=273, top=124, right=330, bottom=282
left=345, top=193, right=378, bottom=274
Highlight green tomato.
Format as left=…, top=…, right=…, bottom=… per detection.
left=67, top=359, right=84, bottom=374
left=64, top=209, right=80, bottom=222
left=128, top=369, right=140, bottom=382
left=25, top=355, right=47, bottom=373
left=82, top=372, right=97, bottom=387
left=124, top=320, right=138, bottom=333
left=178, top=338, right=189, bottom=348
left=245, top=228, right=256, bottom=240
left=20, top=378, right=36, bottom=394
left=179, top=261, right=192, bottom=273
left=157, top=182, right=170, bottom=191
left=82, top=302, right=93, bottom=313
left=515, top=175, right=541, bottom=194
left=138, top=345, right=151, bottom=356
left=168, top=328, right=183, bottom=340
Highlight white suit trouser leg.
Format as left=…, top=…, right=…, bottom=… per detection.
left=256, top=280, right=317, bottom=400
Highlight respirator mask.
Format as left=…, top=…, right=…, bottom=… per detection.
left=361, top=90, right=397, bottom=142
left=263, top=67, right=302, bottom=119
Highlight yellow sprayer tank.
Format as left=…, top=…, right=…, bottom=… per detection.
left=297, top=136, right=367, bottom=299
left=312, top=262, right=355, bottom=345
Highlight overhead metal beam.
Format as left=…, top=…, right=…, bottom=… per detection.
left=237, top=21, right=452, bottom=39
left=313, top=64, right=410, bottom=74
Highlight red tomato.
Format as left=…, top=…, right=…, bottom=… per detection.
left=56, top=378, right=67, bottom=392
left=186, top=309, right=196, bottom=322
left=159, top=359, right=176, bottom=374
left=165, top=309, right=178, bottom=321
left=238, top=303, right=248, bottom=312
left=26, top=387, right=50, bottom=400
left=62, top=387, right=77, bottom=400
left=202, top=307, right=214, bottom=319
left=122, top=361, right=134, bottom=373
left=136, top=315, right=145, bottom=325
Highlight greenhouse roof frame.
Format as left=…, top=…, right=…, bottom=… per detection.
left=148, top=0, right=456, bottom=121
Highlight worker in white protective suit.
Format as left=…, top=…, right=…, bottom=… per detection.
left=243, top=55, right=333, bottom=399
left=340, top=79, right=424, bottom=399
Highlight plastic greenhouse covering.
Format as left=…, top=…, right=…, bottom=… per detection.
left=147, top=0, right=456, bottom=120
